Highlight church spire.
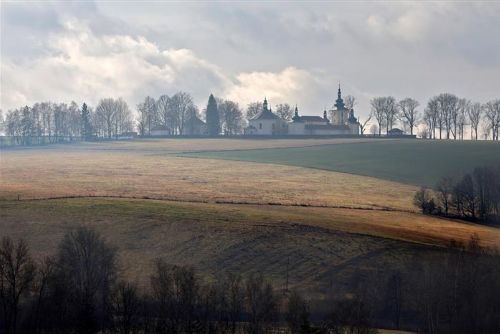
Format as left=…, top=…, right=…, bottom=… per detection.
left=335, top=83, right=345, bottom=110
left=263, top=97, right=268, bottom=111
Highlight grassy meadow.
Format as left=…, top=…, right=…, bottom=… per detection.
left=183, top=139, right=500, bottom=186
left=1, top=137, right=499, bottom=294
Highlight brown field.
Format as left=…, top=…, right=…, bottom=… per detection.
left=10, top=137, right=389, bottom=154
left=1, top=138, right=499, bottom=294
left=0, top=197, right=455, bottom=295
left=0, top=147, right=417, bottom=210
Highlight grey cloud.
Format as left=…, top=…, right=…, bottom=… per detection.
left=1, top=1, right=499, bottom=118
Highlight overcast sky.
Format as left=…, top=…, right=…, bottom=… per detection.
left=1, top=1, right=499, bottom=118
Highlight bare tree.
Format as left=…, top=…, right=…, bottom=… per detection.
left=112, top=281, right=141, bottom=334
left=32, top=256, right=56, bottom=333
left=219, top=100, right=245, bottom=135
left=457, top=98, right=469, bottom=140
left=245, top=273, right=279, bottom=334
left=95, top=98, right=117, bottom=139
left=436, top=176, right=456, bottom=215
left=112, top=98, right=133, bottom=138
left=170, top=92, right=195, bottom=135
left=286, top=290, right=310, bottom=334
left=468, top=102, right=482, bottom=140
left=226, top=273, right=243, bottom=334
left=483, top=99, right=500, bottom=140
left=370, top=97, right=386, bottom=136
left=55, top=227, right=117, bottom=332
left=425, top=97, right=439, bottom=139
left=137, top=96, right=156, bottom=136
left=344, top=95, right=357, bottom=111
left=246, top=102, right=263, bottom=121
left=384, top=97, right=398, bottom=133
left=155, top=94, right=170, bottom=132
left=0, top=237, right=36, bottom=334
left=436, top=93, right=459, bottom=139
left=358, top=114, right=372, bottom=135
left=398, top=98, right=420, bottom=135
left=274, top=103, right=294, bottom=122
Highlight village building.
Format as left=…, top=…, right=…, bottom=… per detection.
left=244, top=86, right=360, bottom=136
left=288, top=86, right=360, bottom=136
left=184, top=113, right=207, bottom=136
left=150, top=125, right=171, bottom=136
left=387, top=128, right=404, bottom=136
left=245, top=98, right=288, bottom=135
left=328, top=85, right=360, bottom=135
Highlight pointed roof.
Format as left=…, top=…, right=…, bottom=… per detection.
left=251, top=98, right=279, bottom=120
left=334, top=83, right=345, bottom=110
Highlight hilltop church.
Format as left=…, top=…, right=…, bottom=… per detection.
left=245, top=85, right=360, bottom=136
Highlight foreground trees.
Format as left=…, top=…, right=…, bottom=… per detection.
left=1, top=227, right=500, bottom=334
left=0, top=238, right=36, bottom=334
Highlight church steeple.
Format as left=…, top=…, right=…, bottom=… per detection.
left=335, top=83, right=345, bottom=110
left=323, top=109, right=329, bottom=122
left=263, top=97, right=268, bottom=111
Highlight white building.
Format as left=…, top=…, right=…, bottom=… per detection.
left=245, top=86, right=360, bottom=136
left=245, top=98, right=287, bottom=135
left=288, top=86, right=359, bottom=136
left=329, top=85, right=360, bottom=135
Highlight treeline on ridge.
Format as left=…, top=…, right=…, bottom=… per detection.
left=1, top=91, right=499, bottom=146
left=1, top=227, right=500, bottom=334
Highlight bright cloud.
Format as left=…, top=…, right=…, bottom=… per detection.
left=1, top=1, right=499, bottom=118
left=1, top=16, right=326, bottom=114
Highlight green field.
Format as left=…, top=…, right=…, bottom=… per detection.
left=183, top=139, right=500, bottom=186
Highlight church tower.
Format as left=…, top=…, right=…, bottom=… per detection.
left=331, top=84, right=348, bottom=125
left=335, top=84, right=345, bottom=110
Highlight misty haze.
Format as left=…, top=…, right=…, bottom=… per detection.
left=0, top=1, right=500, bottom=334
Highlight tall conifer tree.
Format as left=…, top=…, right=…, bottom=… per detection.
left=81, top=102, right=92, bottom=140
left=206, top=94, right=220, bottom=136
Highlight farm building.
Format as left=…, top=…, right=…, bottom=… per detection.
left=150, top=125, right=171, bottom=136
left=388, top=128, right=404, bottom=136
left=184, top=113, right=207, bottom=136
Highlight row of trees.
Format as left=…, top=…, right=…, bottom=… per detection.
left=1, top=227, right=500, bottom=334
left=2, top=92, right=499, bottom=142
left=369, top=94, right=500, bottom=140
left=1, top=99, right=134, bottom=144
left=136, top=92, right=248, bottom=136
left=414, top=165, right=500, bottom=223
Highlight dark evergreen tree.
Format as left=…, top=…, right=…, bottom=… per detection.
left=206, top=94, right=220, bottom=136
left=81, top=103, right=92, bottom=140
